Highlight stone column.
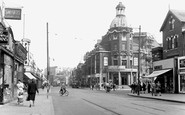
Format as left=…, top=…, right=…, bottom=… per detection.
left=119, top=72, right=121, bottom=86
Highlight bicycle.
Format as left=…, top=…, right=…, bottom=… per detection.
left=59, top=89, right=69, bottom=96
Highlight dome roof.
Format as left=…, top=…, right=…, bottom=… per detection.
left=110, top=16, right=127, bottom=28
left=110, top=2, right=127, bottom=28
left=116, top=2, right=125, bottom=9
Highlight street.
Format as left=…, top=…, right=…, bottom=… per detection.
left=50, top=87, right=185, bottom=115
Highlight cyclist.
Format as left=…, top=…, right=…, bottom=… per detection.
left=59, top=83, right=66, bottom=95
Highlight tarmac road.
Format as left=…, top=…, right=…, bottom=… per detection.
left=50, top=87, right=185, bottom=115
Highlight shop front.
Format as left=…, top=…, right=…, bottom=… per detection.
left=0, top=48, right=14, bottom=104
left=144, top=69, right=173, bottom=93
left=178, top=56, right=185, bottom=93
left=0, top=27, right=27, bottom=104
left=107, top=66, right=137, bottom=88
left=144, top=58, right=175, bottom=93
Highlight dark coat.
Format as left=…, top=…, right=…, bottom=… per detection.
left=28, top=82, right=39, bottom=94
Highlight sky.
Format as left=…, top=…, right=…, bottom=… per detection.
left=2, top=0, right=185, bottom=69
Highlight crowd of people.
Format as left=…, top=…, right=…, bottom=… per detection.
left=130, top=81, right=162, bottom=96
left=90, top=82, right=117, bottom=92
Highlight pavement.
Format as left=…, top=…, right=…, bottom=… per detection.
left=87, top=87, right=185, bottom=103
left=0, top=88, right=55, bottom=115
left=127, top=92, right=185, bottom=103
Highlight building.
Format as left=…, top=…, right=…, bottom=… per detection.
left=21, top=38, right=43, bottom=88
left=79, top=2, right=159, bottom=89
left=0, top=24, right=27, bottom=104
left=146, top=9, right=185, bottom=93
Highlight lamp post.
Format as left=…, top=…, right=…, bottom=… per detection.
left=137, top=25, right=141, bottom=95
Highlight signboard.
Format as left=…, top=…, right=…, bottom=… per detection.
left=4, top=8, right=21, bottom=20
left=179, top=59, right=185, bottom=68
left=0, top=23, right=8, bottom=44
left=178, top=56, right=185, bottom=69
left=133, top=32, right=147, bottom=37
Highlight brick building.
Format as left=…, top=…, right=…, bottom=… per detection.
left=146, top=9, right=185, bottom=93
left=80, top=2, right=159, bottom=89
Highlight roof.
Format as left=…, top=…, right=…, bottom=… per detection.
left=160, top=9, right=185, bottom=31
left=116, top=2, right=125, bottom=9
left=171, top=9, right=185, bottom=22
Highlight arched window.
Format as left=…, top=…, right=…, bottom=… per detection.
left=169, top=16, right=175, bottom=30
left=174, top=35, right=178, bottom=48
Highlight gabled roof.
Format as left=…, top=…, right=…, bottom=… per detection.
left=160, top=9, right=185, bottom=31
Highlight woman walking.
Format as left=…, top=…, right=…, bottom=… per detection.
left=17, top=80, right=25, bottom=104
left=27, top=79, right=39, bottom=107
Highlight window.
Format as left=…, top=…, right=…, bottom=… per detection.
left=114, top=44, right=117, bottom=50
left=166, top=37, right=170, bottom=49
left=122, top=36, right=126, bottom=41
left=174, top=35, right=178, bottom=48
left=166, top=35, right=178, bottom=50
left=122, top=60, right=127, bottom=66
left=169, top=16, right=175, bottom=30
left=172, top=36, right=174, bottom=49
left=113, top=34, right=117, bottom=40
left=113, top=60, right=118, bottom=65
left=169, top=37, right=172, bottom=49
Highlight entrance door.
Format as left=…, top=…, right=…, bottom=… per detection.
left=121, top=73, right=128, bottom=85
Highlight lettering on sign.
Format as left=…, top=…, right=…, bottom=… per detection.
left=4, top=8, right=22, bottom=20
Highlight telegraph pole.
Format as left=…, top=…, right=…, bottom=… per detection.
left=137, top=25, right=141, bottom=95
left=46, top=22, right=50, bottom=98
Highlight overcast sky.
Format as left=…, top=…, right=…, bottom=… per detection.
left=3, top=0, right=185, bottom=69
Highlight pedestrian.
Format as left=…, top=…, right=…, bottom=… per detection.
left=147, top=81, right=151, bottom=93
left=156, top=81, right=162, bottom=96
left=17, top=79, right=25, bottom=104
left=112, top=84, right=116, bottom=91
left=27, top=79, right=39, bottom=107
left=151, top=82, right=155, bottom=96
left=142, top=82, right=146, bottom=94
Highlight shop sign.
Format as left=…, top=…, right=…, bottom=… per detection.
left=4, top=8, right=21, bottom=20
left=133, top=32, right=147, bottom=37
left=0, top=23, right=8, bottom=44
left=15, top=44, right=27, bottom=60
left=108, top=66, right=125, bottom=71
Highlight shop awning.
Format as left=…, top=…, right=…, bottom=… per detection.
left=24, top=72, right=36, bottom=79
left=143, top=69, right=172, bottom=78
